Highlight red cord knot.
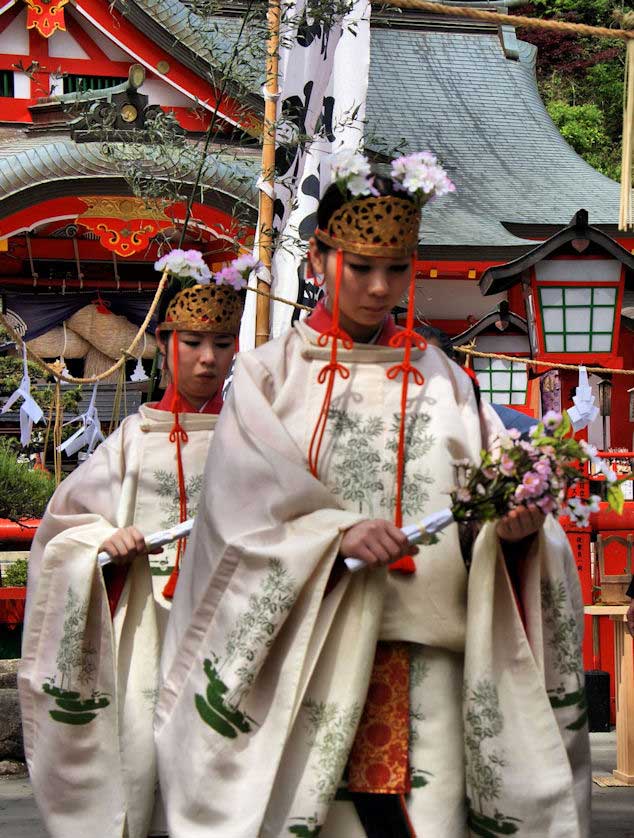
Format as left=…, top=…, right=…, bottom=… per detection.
left=317, top=329, right=354, bottom=351
left=388, top=329, right=427, bottom=352
left=169, top=421, right=189, bottom=445
left=317, top=361, right=350, bottom=384
left=387, top=363, right=424, bottom=385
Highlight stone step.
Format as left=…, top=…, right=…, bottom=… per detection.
left=0, top=688, right=24, bottom=762
left=0, top=659, right=18, bottom=689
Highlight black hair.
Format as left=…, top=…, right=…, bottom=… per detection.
left=416, top=324, right=456, bottom=361
left=315, top=174, right=417, bottom=252
left=156, top=279, right=182, bottom=327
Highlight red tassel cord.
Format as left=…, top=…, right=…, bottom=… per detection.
left=163, top=334, right=189, bottom=600
left=386, top=256, right=427, bottom=574
left=308, top=249, right=353, bottom=478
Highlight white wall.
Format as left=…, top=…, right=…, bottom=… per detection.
left=48, top=28, right=90, bottom=59
left=411, top=279, right=506, bottom=321
left=0, top=8, right=28, bottom=55
left=13, top=71, right=30, bottom=98
left=139, top=78, right=195, bottom=108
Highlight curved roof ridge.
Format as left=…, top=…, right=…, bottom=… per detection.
left=0, top=139, right=259, bottom=228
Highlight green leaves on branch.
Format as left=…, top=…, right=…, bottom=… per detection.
left=0, top=443, right=55, bottom=522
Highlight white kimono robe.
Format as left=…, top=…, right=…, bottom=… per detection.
left=18, top=403, right=216, bottom=838
left=157, top=323, right=590, bottom=838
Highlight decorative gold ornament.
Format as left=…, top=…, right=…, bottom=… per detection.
left=315, top=195, right=420, bottom=258
left=156, top=60, right=170, bottom=74
left=120, top=103, right=138, bottom=123
left=160, top=284, right=245, bottom=335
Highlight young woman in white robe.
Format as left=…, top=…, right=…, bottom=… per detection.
left=157, top=166, right=590, bottom=838
left=18, top=276, right=245, bottom=838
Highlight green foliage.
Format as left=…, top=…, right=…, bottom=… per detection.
left=0, top=443, right=55, bottom=521
left=546, top=100, right=620, bottom=178
left=608, top=481, right=625, bottom=515
left=38, top=385, right=84, bottom=415
left=547, top=100, right=608, bottom=155
left=515, top=0, right=626, bottom=180
left=0, top=356, right=45, bottom=395
left=529, top=0, right=615, bottom=23
left=3, top=558, right=28, bottom=588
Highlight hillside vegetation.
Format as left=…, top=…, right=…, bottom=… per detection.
left=515, top=0, right=625, bottom=179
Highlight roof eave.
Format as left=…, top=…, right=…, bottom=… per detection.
left=480, top=210, right=634, bottom=295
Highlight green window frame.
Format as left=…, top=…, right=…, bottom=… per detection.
left=472, top=356, right=528, bottom=406
left=0, top=70, right=14, bottom=98
left=62, top=75, right=127, bottom=95
left=538, top=285, right=616, bottom=354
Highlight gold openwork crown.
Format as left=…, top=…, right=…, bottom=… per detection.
left=160, top=284, right=244, bottom=335
left=315, top=195, right=420, bottom=258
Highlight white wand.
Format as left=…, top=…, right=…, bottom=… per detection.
left=343, top=508, right=455, bottom=572
left=97, top=519, right=194, bottom=567
left=97, top=509, right=455, bottom=572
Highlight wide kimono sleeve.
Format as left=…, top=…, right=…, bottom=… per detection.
left=156, top=346, right=375, bottom=838
left=18, top=418, right=157, bottom=838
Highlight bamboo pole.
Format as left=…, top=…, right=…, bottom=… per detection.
left=255, top=0, right=281, bottom=347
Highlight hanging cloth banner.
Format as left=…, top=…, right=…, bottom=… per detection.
left=1, top=342, right=44, bottom=446
left=57, top=383, right=105, bottom=457
left=240, top=0, right=371, bottom=348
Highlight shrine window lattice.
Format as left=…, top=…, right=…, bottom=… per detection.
left=0, top=71, right=14, bottom=98
left=472, top=356, right=528, bottom=406
left=62, top=75, right=127, bottom=95
left=538, top=286, right=616, bottom=353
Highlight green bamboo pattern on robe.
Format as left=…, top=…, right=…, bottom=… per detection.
left=195, top=558, right=296, bottom=738
left=327, top=409, right=434, bottom=516
left=152, top=470, right=204, bottom=574
left=44, top=587, right=110, bottom=726
left=541, top=579, right=587, bottom=731
left=302, top=698, right=362, bottom=804
left=409, top=647, right=433, bottom=789
left=464, top=679, right=521, bottom=837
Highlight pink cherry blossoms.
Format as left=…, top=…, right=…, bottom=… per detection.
left=450, top=411, right=625, bottom=529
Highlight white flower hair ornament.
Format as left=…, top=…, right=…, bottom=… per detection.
left=154, top=249, right=212, bottom=285
left=329, top=148, right=456, bottom=204
left=390, top=151, right=456, bottom=203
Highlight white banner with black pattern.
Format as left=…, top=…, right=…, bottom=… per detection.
left=240, top=0, right=371, bottom=347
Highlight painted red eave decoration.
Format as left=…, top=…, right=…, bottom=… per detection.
left=72, top=0, right=258, bottom=132
left=78, top=216, right=172, bottom=256
left=25, top=0, right=69, bottom=37
left=0, top=197, right=253, bottom=244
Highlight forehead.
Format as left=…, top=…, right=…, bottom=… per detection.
left=179, top=331, right=233, bottom=341
left=342, top=252, right=409, bottom=267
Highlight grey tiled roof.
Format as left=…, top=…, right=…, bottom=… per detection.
left=120, top=0, right=263, bottom=98
left=124, top=5, right=621, bottom=253
left=367, top=30, right=620, bottom=250
left=0, top=138, right=259, bottom=218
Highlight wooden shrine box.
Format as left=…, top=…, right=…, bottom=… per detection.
left=598, top=534, right=633, bottom=605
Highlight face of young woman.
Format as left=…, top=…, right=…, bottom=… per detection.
left=309, top=241, right=412, bottom=342
left=157, top=331, right=235, bottom=408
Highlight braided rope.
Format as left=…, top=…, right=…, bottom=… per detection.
left=375, top=0, right=634, bottom=39
left=456, top=344, right=634, bottom=374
